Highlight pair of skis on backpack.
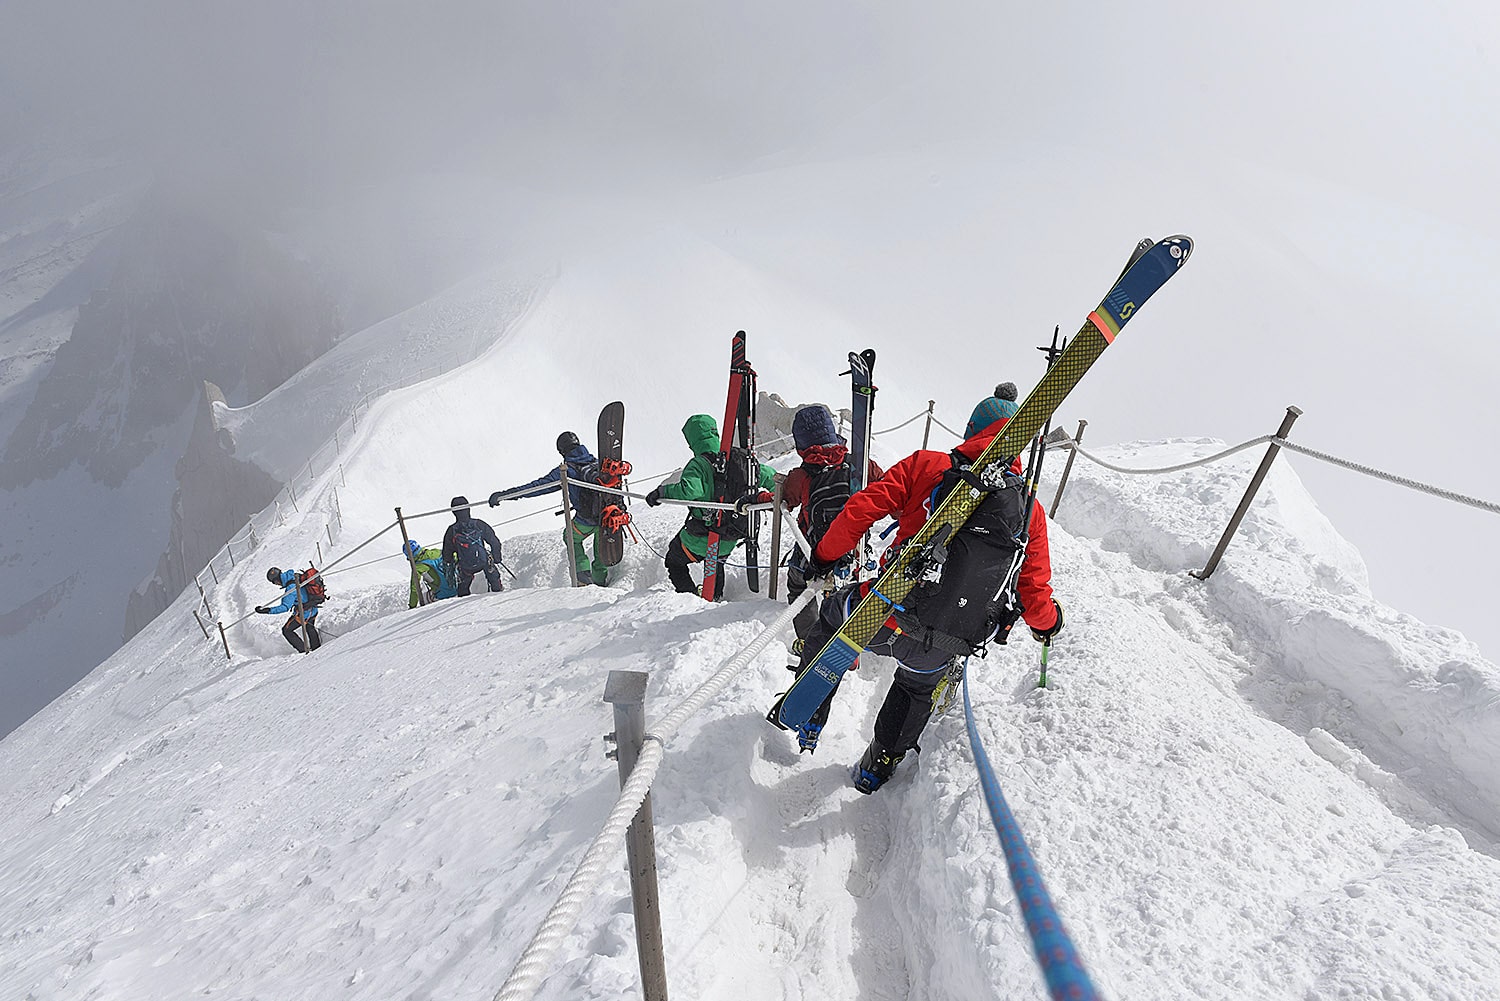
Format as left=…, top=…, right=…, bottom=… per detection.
left=768, top=234, right=1194, bottom=746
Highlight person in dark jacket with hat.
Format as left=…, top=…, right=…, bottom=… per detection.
left=785, top=391, right=1062, bottom=791
left=489, top=432, right=612, bottom=586
left=779, top=404, right=884, bottom=673
left=441, top=496, right=505, bottom=595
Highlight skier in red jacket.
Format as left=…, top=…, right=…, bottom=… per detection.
left=790, top=392, right=1064, bottom=792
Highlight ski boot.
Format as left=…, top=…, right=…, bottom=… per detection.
left=851, top=739, right=905, bottom=794
left=795, top=720, right=822, bottom=753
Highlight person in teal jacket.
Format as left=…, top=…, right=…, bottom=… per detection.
left=644, top=414, right=776, bottom=597
left=405, top=539, right=457, bottom=608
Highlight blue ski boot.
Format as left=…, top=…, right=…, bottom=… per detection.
left=795, top=721, right=822, bottom=753
left=851, top=740, right=905, bottom=794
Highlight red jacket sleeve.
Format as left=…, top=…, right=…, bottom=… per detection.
left=814, top=452, right=925, bottom=561
left=1017, top=498, right=1057, bottom=631
left=781, top=467, right=809, bottom=512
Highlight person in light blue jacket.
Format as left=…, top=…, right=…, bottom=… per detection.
left=257, top=567, right=322, bottom=652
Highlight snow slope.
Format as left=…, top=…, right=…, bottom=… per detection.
left=2, top=323, right=1498, bottom=999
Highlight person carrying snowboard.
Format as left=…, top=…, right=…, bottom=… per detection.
left=779, top=404, right=884, bottom=668
left=441, top=496, right=505, bottom=595
left=644, top=414, right=776, bottom=598
left=489, top=431, right=615, bottom=587
left=256, top=566, right=324, bottom=652
left=405, top=539, right=457, bottom=608
left=787, top=393, right=1063, bottom=789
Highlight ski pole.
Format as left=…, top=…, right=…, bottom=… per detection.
left=1038, top=639, right=1051, bottom=689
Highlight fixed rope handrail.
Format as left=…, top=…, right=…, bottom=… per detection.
left=1053, top=434, right=1500, bottom=515
left=962, top=672, right=1101, bottom=1001
left=495, top=585, right=820, bottom=1001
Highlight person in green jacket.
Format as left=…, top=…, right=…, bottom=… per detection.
left=405, top=539, right=458, bottom=608
left=644, top=414, right=776, bottom=597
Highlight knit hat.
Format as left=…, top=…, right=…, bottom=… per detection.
left=994, top=382, right=1018, bottom=402
left=791, top=405, right=841, bottom=450
left=965, top=396, right=1019, bottom=437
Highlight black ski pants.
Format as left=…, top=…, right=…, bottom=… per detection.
left=282, top=611, right=322, bottom=653
left=664, top=532, right=726, bottom=599
left=794, top=581, right=954, bottom=751
left=456, top=561, right=503, bottom=595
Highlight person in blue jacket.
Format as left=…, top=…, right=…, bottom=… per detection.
left=489, top=431, right=611, bottom=586
left=405, top=539, right=458, bottom=608
left=257, top=567, right=322, bottom=652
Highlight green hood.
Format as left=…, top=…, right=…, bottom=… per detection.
left=682, top=414, right=722, bottom=455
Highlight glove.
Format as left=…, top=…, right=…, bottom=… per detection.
left=488, top=491, right=504, bottom=507
left=255, top=606, right=269, bottom=614
left=734, top=489, right=773, bottom=515
left=804, top=546, right=847, bottom=580
left=644, top=486, right=664, bottom=507
left=1030, top=598, right=1065, bottom=643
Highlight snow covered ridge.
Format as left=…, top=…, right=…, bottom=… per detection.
left=3, top=435, right=1500, bottom=999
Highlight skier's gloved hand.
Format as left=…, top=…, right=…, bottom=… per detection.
left=734, top=489, right=773, bottom=515
left=488, top=490, right=504, bottom=507
left=644, top=487, right=664, bottom=507
left=1030, top=598, right=1065, bottom=642
left=254, top=606, right=269, bottom=614
left=804, top=546, right=847, bottom=580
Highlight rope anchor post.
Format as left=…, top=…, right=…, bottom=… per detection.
left=602, top=671, right=669, bottom=1001
left=1192, top=406, right=1303, bottom=581
left=1049, top=419, right=1088, bottom=519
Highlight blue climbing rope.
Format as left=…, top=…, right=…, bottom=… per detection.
left=962, top=671, right=1102, bottom=1001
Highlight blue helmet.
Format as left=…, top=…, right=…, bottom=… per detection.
left=405, top=539, right=421, bottom=558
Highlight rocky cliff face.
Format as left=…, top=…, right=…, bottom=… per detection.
left=0, top=192, right=341, bottom=489
left=123, top=381, right=281, bottom=640
left=0, top=190, right=341, bottom=736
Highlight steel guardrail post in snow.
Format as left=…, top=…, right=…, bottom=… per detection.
left=1048, top=419, right=1088, bottom=519
left=768, top=476, right=784, bottom=600
left=558, top=462, right=580, bottom=588
left=602, top=671, right=669, bottom=1001
left=1191, top=406, right=1304, bottom=581
left=396, top=507, right=426, bottom=605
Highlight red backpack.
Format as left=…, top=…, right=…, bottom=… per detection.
left=298, top=566, right=328, bottom=606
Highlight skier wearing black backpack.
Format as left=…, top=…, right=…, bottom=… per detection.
left=779, top=405, right=884, bottom=667
left=489, top=431, right=615, bottom=586
left=256, top=566, right=324, bottom=652
left=441, top=496, right=505, bottom=595
left=788, top=393, right=1063, bottom=790
left=643, top=414, right=777, bottom=597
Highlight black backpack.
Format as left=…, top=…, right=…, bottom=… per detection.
left=568, top=457, right=605, bottom=524
left=693, top=446, right=756, bottom=540
left=905, top=454, right=1030, bottom=648
left=452, top=523, right=492, bottom=571
left=802, top=460, right=853, bottom=547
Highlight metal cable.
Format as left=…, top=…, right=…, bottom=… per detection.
left=1057, top=434, right=1500, bottom=515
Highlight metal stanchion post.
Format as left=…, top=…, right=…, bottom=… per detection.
left=602, top=671, right=669, bottom=1001
left=1192, top=406, right=1304, bottom=581
left=1049, top=419, right=1088, bottom=519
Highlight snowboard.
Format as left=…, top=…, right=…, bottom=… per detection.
left=769, top=235, right=1194, bottom=733
left=597, top=401, right=627, bottom=566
